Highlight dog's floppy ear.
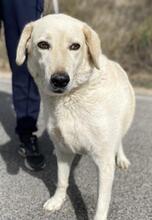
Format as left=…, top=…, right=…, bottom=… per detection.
left=16, top=22, right=34, bottom=65
left=83, top=24, right=102, bottom=69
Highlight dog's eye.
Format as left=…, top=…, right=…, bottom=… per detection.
left=69, top=43, right=80, bottom=50
left=37, top=41, right=50, bottom=49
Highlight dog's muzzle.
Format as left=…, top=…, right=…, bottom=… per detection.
left=50, top=72, right=70, bottom=93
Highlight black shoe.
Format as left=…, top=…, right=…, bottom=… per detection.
left=18, top=134, right=46, bottom=171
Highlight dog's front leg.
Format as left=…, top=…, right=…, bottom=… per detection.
left=92, top=152, right=115, bottom=220
left=44, top=148, right=74, bottom=212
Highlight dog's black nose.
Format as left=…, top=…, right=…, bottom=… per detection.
left=50, top=72, right=70, bottom=88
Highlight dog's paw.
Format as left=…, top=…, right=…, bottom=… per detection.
left=116, top=155, right=130, bottom=170
left=43, top=196, right=65, bottom=212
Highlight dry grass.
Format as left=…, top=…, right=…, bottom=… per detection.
left=1, top=0, right=152, bottom=88
left=127, top=15, right=152, bottom=72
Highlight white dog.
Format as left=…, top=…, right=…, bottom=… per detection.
left=16, top=14, right=135, bottom=220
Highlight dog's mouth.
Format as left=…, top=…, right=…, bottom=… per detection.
left=52, top=88, right=65, bottom=94
left=50, top=83, right=68, bottom=94
left=44, top=84, right=68, bottom=96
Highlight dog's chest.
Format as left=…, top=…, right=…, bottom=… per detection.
left=47, top=97, right=96, bottom=154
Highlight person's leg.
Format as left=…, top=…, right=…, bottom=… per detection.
left=1, top=0, right=45, bottom=170
left=1, top=0, right=43, bottom=136
left=0, top=2, right=2, bottom=30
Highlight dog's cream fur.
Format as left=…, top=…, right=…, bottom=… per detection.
left=16, top=14, right=135, bottom=220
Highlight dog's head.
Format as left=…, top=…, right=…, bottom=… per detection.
left=16, top=14, right=102, bottom=95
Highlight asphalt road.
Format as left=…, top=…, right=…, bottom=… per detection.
left=0, top=77, right=152, bottom=220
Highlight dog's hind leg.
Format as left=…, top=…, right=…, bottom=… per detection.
left=43, top=148, right=74, bottom=212
left=116, top=142, right=130, bottom=170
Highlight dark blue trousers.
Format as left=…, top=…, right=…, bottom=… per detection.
left=0, top=0, right=43, bottom=136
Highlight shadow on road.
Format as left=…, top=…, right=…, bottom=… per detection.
left=0, top=90, right=89, bottom=220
